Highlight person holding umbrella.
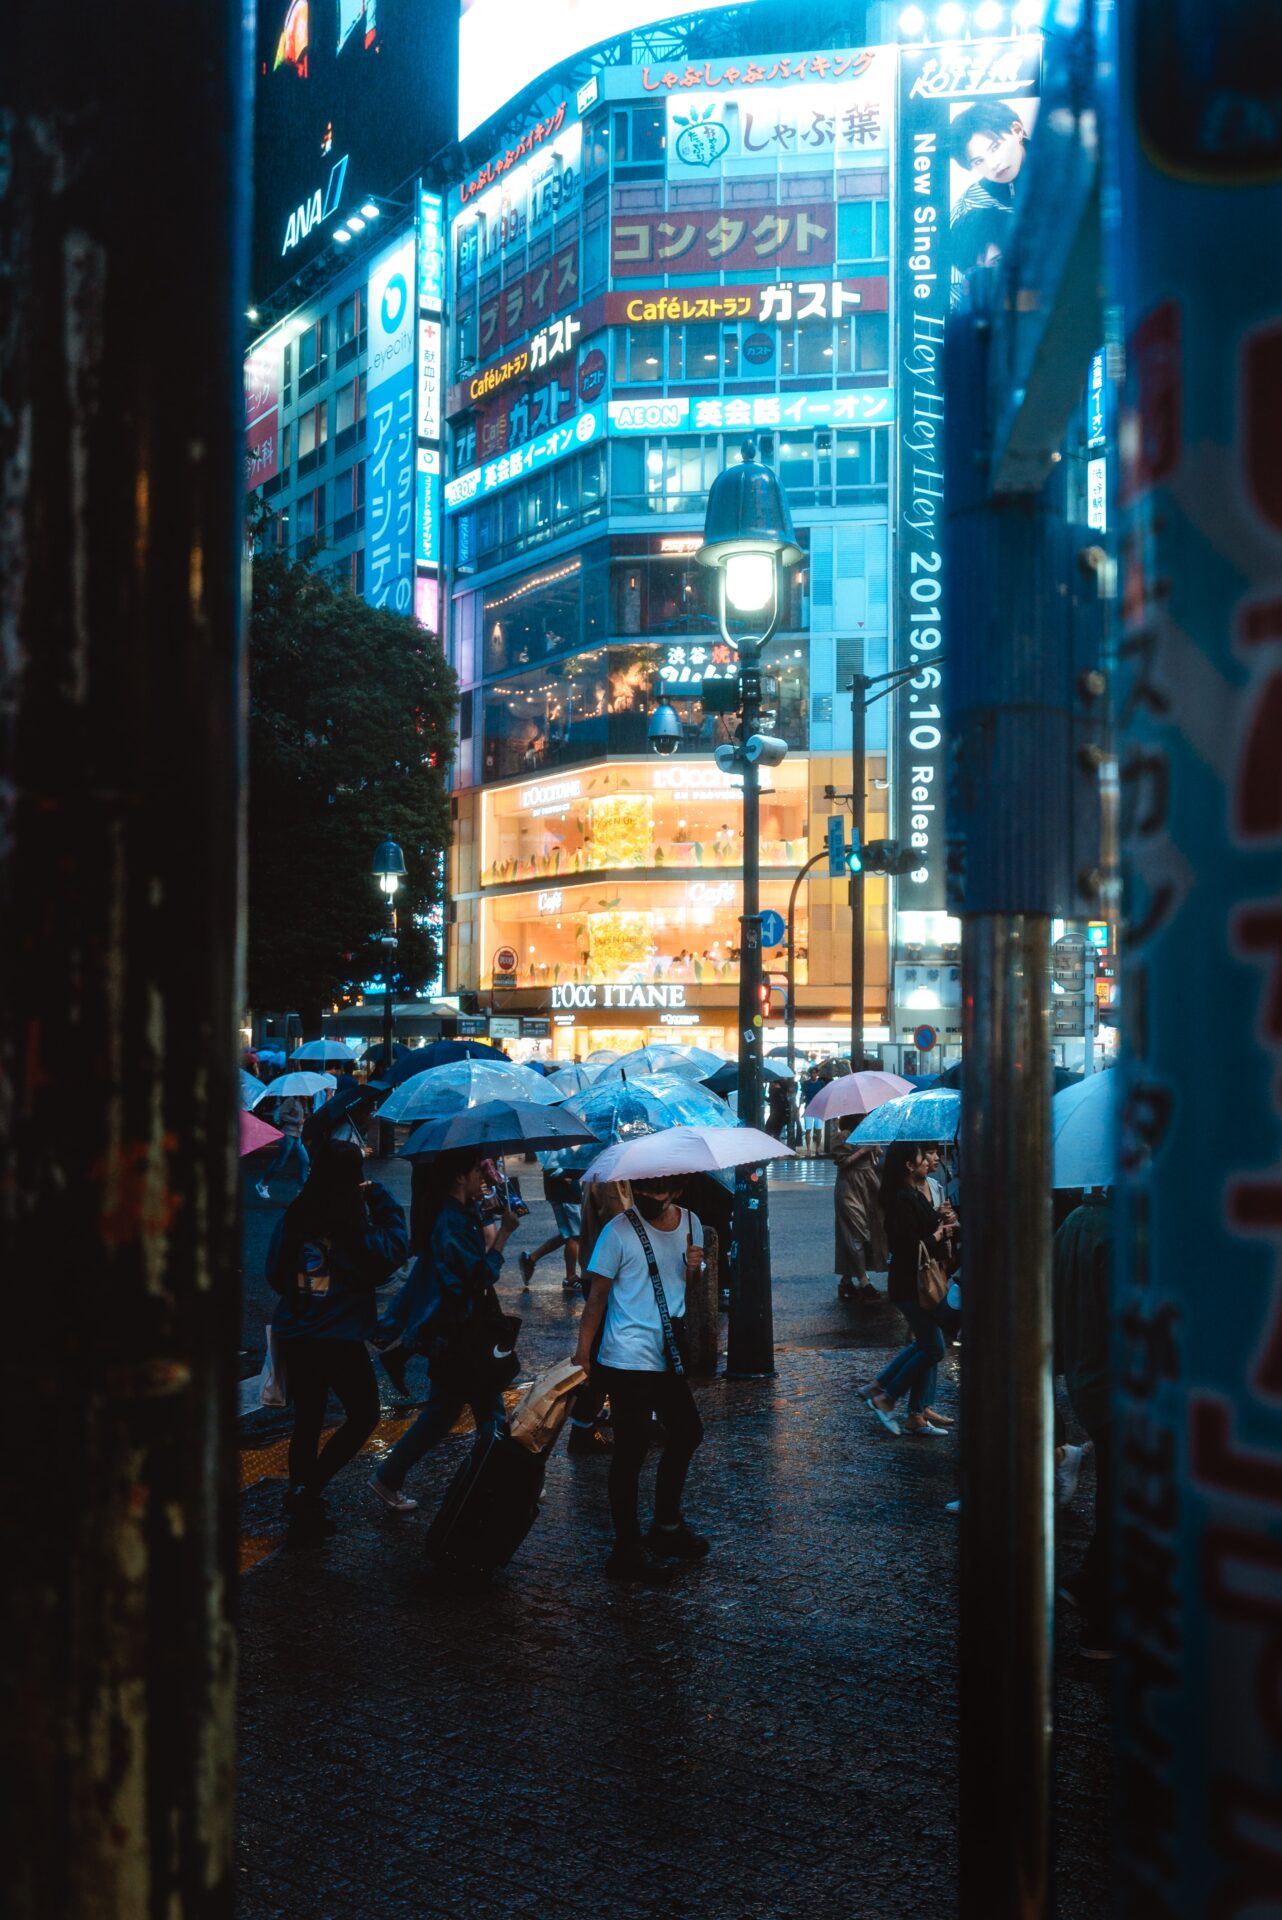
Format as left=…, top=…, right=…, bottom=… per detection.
left=862, top=1141, right=956, bottom=1436
left=369, top=1150, right=523, bottom=1513
left=267, top=1141, right=409, bottom=1544
left=832, top=1125, right=887, bottom=1304
left=574, top=1176, right=710, bottom=1582
left=255, top=1093, right=309, bottom=1199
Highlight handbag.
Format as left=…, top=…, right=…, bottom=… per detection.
left=625, top=1207, right=691, bottom=1375
left=917, top=1239, right=949, bottom=1309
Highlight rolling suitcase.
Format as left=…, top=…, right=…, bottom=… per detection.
left=423, top=1421, right=547, bottom=1574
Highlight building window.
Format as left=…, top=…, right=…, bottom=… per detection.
left=846, top=311, right=890, bottom=375
left=298, top=400, right=328, bottom=474
left=612, top=105, right=666, bottom=169
left=294, top=484, right=325, bottom=545
left=837, top=198, right=890, bottom=264
left=615, top=324, right=664, bottom=384
left=782, top=322, right=835, bottom=377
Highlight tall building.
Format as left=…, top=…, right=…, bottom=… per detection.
left=247, top=2, right=1048, bottom=1066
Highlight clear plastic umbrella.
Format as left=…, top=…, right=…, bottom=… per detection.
left=251, top=1072, right=335, bottom=1105
left=539, top=1081, right=672, bottom=1174
left=846, top=1089, right=961, bottom=1145
left=375, top=1059, right=559, bottom=1125
left=545, top=1062, right=604, bottom=1097
left=594, top=1044, right=725, bottom=1084
left=290, top=1039, right=360, bottom=1065
left=626, top=1072, right=736, bottom=1129
left=585, top=1048, right=619, bottom=1063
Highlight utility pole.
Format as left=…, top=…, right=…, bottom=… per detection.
left=1, top=3, right=249, bottom=1913
left=850, top=672, right=868, bottom=1066
left=728, top=650, right=773, bottom=1376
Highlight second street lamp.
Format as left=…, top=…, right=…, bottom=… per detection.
left=697, top=438, right=801, bottom=1378
left=370, top=838, right=406, bottom=1146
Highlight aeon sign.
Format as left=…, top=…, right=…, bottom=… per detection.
left=550, top=982, right=689, bottom=1011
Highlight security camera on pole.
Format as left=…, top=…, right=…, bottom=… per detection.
left=682, top=438, right=801, bottom=1377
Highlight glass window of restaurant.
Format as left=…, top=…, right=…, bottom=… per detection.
left=479, top=876, right=808, bottom=990
left=479, top=758, right=809, bottom=890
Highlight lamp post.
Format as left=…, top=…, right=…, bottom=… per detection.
left=371, top=839, right=406, bottom=1148
left=698, top=438, right=800, bottom=1378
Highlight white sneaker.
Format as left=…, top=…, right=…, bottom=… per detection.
left=254, top=1181, right=270, bottom=1200
left=369, top=1475, right=417, bottom=1514
left=1055, top=1442, right=1090, bottom=1507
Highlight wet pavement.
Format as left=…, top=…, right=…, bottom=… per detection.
left=236, top=1155, right=1112, bottom=1919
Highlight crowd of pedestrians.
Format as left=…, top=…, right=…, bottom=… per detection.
left=248, top=1045, right=1112, bottom=1644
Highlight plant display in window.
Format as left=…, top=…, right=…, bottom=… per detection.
left=587, top=793, right=653, bottom=869
left=587, top=909, right=651, bottom=979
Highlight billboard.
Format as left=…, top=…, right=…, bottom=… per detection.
left=244, top=337, right=284, bottom=490
left=893, top=35, right=1042, bottom=910
left=364, top=234, right=417, bottom=612
left=610, top=201, right=836, bottom=277
left=664, top=48, right=893, bottom=178
left=251, top=0, right=454, bottom=302
left=458, top=0, right=749, bottom=140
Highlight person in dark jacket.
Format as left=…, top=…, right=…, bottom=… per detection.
left=267, top=1140, right=409, bottom=1542
left=861, top=1141, right=955, bottom=1437
left=369, top=1149, right=521, bottom=1512
left=1053, top=1191, right=1114, bottom=1657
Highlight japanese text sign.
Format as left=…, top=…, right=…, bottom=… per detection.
left=418, top=188, right=444, bottom=311
left=610, top=203, right=835, bottom=278
left=605, top=277, right=885, bottom=326
left=607, top=391, right=895, bottom=434
left=364, top=363, right=415, bottom=613
left=444, top=404, right=604, bottom=512
left=666, top=55, right=893, bottom=178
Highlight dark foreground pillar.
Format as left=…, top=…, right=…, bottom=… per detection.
left=0, top=5, right=249, bottom=1915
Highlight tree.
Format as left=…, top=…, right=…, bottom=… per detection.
left=248, top=550, right=457, bottom=1028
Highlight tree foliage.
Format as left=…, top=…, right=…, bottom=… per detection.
left=247, top=551, right=457, bottom=1027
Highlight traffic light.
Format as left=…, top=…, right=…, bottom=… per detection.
left=755, top=979, right=771, bottom=1029
left=846, top=828, right=862, bottom=875
left=861, top=839, right=920, bottom=877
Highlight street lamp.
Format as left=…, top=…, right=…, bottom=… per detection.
left=371, top=838, right=406, bottom=1099
left=699, top=438, right=800, bottom=1377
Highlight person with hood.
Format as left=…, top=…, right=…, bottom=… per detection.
left=266, top=1141, right=409, bottom=1543
left=574, top=1175, right=708, bottom=1582
left=832, top=1127, right=887, bottom=1303
left=369, top=1149, right=522, bottom=1512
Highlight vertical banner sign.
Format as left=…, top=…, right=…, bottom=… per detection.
left=894, top=37, right=1042, bottom=907
left=416, top=448, right=440, bottom=566
left=418, top=186, right=445, bottom=311
left=1111, top=4, right=1282, bottom=1911
left=418, top=316, right=442, bottom=441
left=244, top=337, right=283, bottom=490
left=364, top=234, right=416, bottom=613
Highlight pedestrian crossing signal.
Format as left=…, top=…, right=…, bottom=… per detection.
left=846, top=829, right=862, bottom=875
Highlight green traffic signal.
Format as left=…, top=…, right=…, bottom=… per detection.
left=846, top=840, right=863, bottom=875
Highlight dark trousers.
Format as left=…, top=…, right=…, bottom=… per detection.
left=596, top=1364, right=703, bottom=1543
left=284, top=1337, right=381, bottom=1494
left=378, top=1366, right=505, bottom=1492
left=1075, top=1420, right=1114, bottom=1643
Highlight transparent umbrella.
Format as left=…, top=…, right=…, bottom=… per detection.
left=290, top=1039, right=360, bottom=1066
left=846, top=1089, right=961, bottom=1144
left=627, top=1072, right=736, bottom=1129
left=539, top=1081, right=671, bottom=1175
left=545, top=1062, right=604, bottom=1097
left=594, top=1044, right=725, bottom=1084
left=251, top=1072, right=335, bottom=1105
left=375, top=1059, right=559, bottom=1125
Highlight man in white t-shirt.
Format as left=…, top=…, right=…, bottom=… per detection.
left=574, top=1176, right=709, bottom=1582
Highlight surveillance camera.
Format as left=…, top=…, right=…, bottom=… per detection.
left=652, top=729, right=680, bottom=757
left=647, top=701, right=684, bottom=757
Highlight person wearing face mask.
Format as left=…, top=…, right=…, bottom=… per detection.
left=574, top=1175, right=708, bottom=1582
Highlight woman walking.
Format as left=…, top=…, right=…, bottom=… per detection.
left=863, top=1142, right=955, bottom=1437
left=832, top=1128, right=887, bottom=1304
left=267, top=1140, right=409, bottom=1543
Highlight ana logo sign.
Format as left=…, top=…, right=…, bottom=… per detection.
left=281, top=155, right=348, bottom=256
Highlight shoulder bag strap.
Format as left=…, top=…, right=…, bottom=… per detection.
left=625, top=1208, right=684, bottom=1376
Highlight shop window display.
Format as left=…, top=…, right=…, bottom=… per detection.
left=480, top=876, right=807, bottom=991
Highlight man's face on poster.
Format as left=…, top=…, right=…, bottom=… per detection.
left=963, top=120, right=1027, bottom=186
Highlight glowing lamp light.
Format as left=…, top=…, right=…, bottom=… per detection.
left=936, top=1, right=966, bottom=33
left=1013, top=0, right=1044, bottom=23
left=346, top=215, right=366, bottom=233
left=371, top=838, right=407, bottom=896
left=898, top=4, right=926, bottom=33
left=975, top=0, right=1004, bottom=27
left=725, top=552, right=776, bottom=614
left=360, top=202, right=380, bottom=219
left=334, top=229, right=352, bottom=244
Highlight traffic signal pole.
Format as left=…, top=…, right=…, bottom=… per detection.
left=728, top=646, right=775, bottom=1377
left=850, top=672, right=868, bottom=1067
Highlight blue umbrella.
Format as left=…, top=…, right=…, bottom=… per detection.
left=848, top=1088, right=961, bottom=1145
left=1052, top=1070, right=1117, bottom=1190
left=401, top=1099, right=600, bottom=1161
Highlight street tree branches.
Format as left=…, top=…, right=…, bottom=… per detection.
left=248, top=550, right=457, bottom=1028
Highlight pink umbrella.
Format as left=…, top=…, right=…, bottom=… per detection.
left=239, top=1110, right=282, bottom=1157
left=804, top=1070, right=914, bottom=1122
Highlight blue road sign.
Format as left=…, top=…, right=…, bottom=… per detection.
left=826, top=815, right=846, bottom=878
left=759, top=910, right=786, bottom=949
left=913, top=1024, right=938, bottom=1052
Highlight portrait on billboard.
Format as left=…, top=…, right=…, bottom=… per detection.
left=947, top=94, right=1040, bottom=294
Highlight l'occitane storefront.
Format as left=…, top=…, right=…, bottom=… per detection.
left=449, top=756, right=891, bottom=1062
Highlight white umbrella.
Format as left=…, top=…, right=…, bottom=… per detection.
left=251, top=1072, right=336, bottom=1104
left=290, top=1039, right=359, bottom=1065
left=584, top=1125, right=794, bottom=1183
left=594, top=1044, right=725, bottom=1084
left=375, top=1058, right=560, bottom=1124
left=804, top=1070, right=914, bottom=1121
